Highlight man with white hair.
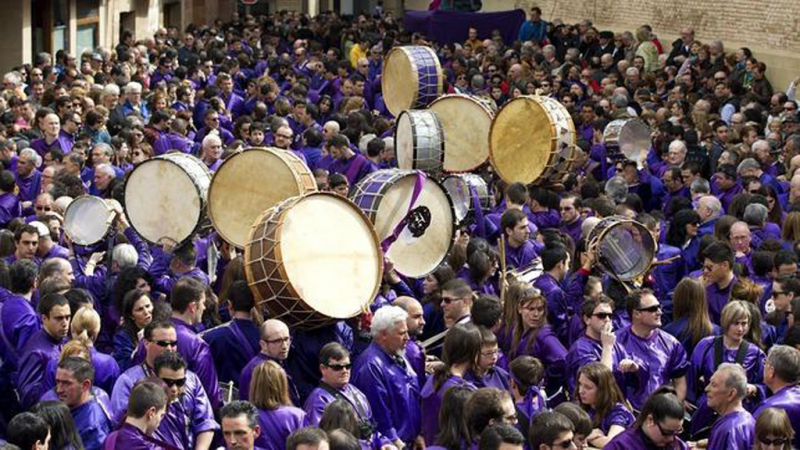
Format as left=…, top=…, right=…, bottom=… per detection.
left=15, top=148, right=43, bottom=208
left=696, top=196, right=722, bottom=238
left=352, top=305, right=422, bottom=449
left=656, top=140, right=687, bottom=178
left=704, top=363, right=755, bottom=449
left=737, top=157, right=782, bottom=194
left=30, top=113, right=72, bottom=156
left=92, top=163, right=116, bottom=198
left=744, top=203, right=780, bottom=249
left=730, top=221, right=754, bottom=273
left=201, top=134, right=223, bottom=172
left=29, top=220, right=69, bottom=261
left=109, top=82, right=149, bottom=134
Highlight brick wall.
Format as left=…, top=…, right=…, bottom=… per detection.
left=405, top=0, right=800, bottom=90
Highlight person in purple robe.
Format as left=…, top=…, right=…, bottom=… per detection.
left=110, top=320, right=178, bottom=424
left=565, top=296, right=637, bottom=394
left=54, top=357, right=112, bottom=450
left=30, top=113, right=72, bottom=157
left=663, top=278, right=720, bottom=357
left=661, top=167, right=691, bottom=215
left=559, top=195, right=584, bottom=247
left=615, top=289, right=690, bottom=411
left=713, top=164, right=742, bottom=214
left=604, top=387, right=689, bottom=450
left=507, top=356, right=547, bottom=435
left=106, top=379, right=177, bottom=450
left=199, top=133, right=224, bottom=172
left=527, top=186, right=561, bottom=230
left=220, top=400, right=269, bottom=450
left=153, top=351, right=218, bottom=450
left=167, top=277, right=221, bottom=411
left=575, top=362, right=635, bottom=448
left=528, top=410, right=579, bottom=450
left=201, top=281, right=260, bottom=386
left=17, top=292, right=71, bottom=409
left=240, top=319, right=300, bottom=405
left=394, top=296, right=428, bottom=389
left=286, top=320, right=353, bottom=403
left=352, top=305, right=422, bottom=448
left=702, top=241, right=737, bottom=324
left=421, top=324, right=481, bottom=444
left=14, top=148, right=42, bottom=206
left=535, top=245, right=592, bottom=343
left=730, top=221, right=755, bottom=274
left=501, top=209, right=539, bottom=270
left=327, top=133, right=375, bottom=187
left=701, top=363, right=756, bottom=450
left=1, top=259, right=41, bottom=368
left=466, top=327, right=511, bottom=391
left=113, top=289, right=153, bottom=372
left=688, top=301, right=766, bottom=434
left=249, top=360, right=306, bottom=450
left=755, top=345, right=800, bottom=449
left=0, top=170, right=22, bottom=227
left=696, top=196, right=721, bottom=239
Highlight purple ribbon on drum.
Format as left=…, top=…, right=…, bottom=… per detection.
left=380, top=171, right=428, bottom=253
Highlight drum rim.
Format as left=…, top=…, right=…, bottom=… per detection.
left=394, top=110, right=445, bottom=175
left=207, top=147, right=314, bottom=249
left=441, top=173, right=490, bottom=224
left=123, top=153, right=209, bottom=246
left=587, top=216, right=656, bottom=281
left=64, top=195, right=114, bottom=246
left=243, top=192, right=384, bottom=329
left=351, top=169, right=457, bottom=278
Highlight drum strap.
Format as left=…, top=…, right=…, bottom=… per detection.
left=470, top=185, right=485, bottom=235
left=380, top=172, right=427, bottom=253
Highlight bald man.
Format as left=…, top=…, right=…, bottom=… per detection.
left=239, top=319, right=299, bottom=404
left=395, top=296, right=427, bottom=388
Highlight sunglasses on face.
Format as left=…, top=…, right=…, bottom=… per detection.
left=637, top=304, right=662, bottom=313
left=441, top=296, right=463, bottom=305
left=592, top=312, right=613, bottom=320
left=161, top=377, right=187, bottom=387
left=759, top=437, right=788, bottom=446
left=154, top=340, right=178, bottom=348
left=325, top=363, right=352, bottom=371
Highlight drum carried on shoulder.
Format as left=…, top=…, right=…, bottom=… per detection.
left=586, top=216, right=656, bottom=282
left=382, top=46, right=444, bottom=117
left=489, top=95, right=577, bottom=186
left=64, top=195, right=117, bottom=246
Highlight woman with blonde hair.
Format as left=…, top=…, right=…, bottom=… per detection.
left=635, top=27, right=658, bottom=73
left=687, top=300, right=766, bottom=435
left=754, top=407, right=794, bottom=450
left=576, top=362, right=634, bottom=448
left=249, top=360, right=306, bottom=450
left=41, top=339, right=113, bottom=402
left=63, top=306, right=120, bottom=394
left=501, top=281, right=566, bottom=397
left=780, top=211, right=800, bottom=242
left=663, top=278, right=720, bottom=355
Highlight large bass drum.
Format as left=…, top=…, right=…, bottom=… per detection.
left=428, top=94, right=494, bottom=172
left=351, top=169, right=455, bottom=278
left=442, top=173, right=492, bottom=226
left=124, top=153, right=211, bottom=245
left=382, top=46, right=444, bottom=116
left=395, top=110, right=445, bottom=177
left=489, top=95, right=576, bottom=185
left=586, top=216, right=656, bottom=281
left=244, top=193, right=383, bottom=330
left=603, top=119, right=651, bottom=166
left=64, top=196, right=115, bottom=246
left=207, top=147, right=316, bottom=248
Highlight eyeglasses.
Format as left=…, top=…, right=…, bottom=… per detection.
left=324, top=363, right=352, bottom=371
left=592, top=312, right=613, bottom=320
left=265, top=336, right=291, bottom=345
left=154, top=340, right=178, bottom=348
left=276, top=134, right=293, bottom=139
left=440, top=296, right=463, bottom=305
left=759, top=437, right=789, bottom=446
left=35, top=205, right=52, bottom=211
left=481, top=349, right=499, bottom=358
left=655, top=420, right=683, bottom=437
left=773, top=290, right=788, bottom=296
left=551, top=438, right=577, bottom=449
left=161, top=377, right=187, bottom=388
left=637, top=304, right=662, bottom=313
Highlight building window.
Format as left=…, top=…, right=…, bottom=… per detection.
left=76, top=0, right=100, bottom=56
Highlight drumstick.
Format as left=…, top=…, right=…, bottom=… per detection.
left=499, top=235, right=508, bottom=302
left=650, top=255, right=682, bottom=266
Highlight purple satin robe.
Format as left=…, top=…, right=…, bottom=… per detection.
left=201, top=318, right=260, bottom=385
left=107, top=423, right=178, bottom=450
left=72, top=396, right=113, bottom=450
left=171, top=318, right=221, bottom=410
left=705, top=277, right=736, bottom=325
left=153, top=371, right=219, bottom=450
left=302, top=383, right=373, bottom=427
left=615, top=327, right=690, bottom=411
left=604, top=427, right=689, bottom=450
left=504, top=239, right=539, bottom=271
left=708, top=410, right=755, bottom=450
left=421, top=375, right=477, bottom=444
left=239, top=353, right=300, bottom=406
left=254, top=407, right=306, bottom=450
left=565, top=335, right=629, bottom=394
left=508, top=325, right=567, bottom=394
left=588, top=402, right=635, bottom=435
left=405, top=339, right=427, bottom=390
left=43, top=347, right=120, bottom=395
left=754, top=385, right=800, bottom=449
left=559, top=217, right=584, bottom=247
left=17, top=329, right=65, bottom=409
left=0, top=192, right=21, bottom=227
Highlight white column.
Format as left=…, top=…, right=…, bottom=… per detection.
left=307, top=0, right=319, bottom=17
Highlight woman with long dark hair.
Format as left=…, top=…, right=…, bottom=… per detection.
left=112, top=289, right=153, bottom=371
left=576, top=362, right=634, bottom=448
left=666, top=209, right=701, bottom=271
left=663, top=278, right=719, bottom=355
left=429, top=386, right=474, bottom=450
left=31, top=401, right=84, bottom=450
left=421, top=324, right=481, bottom=444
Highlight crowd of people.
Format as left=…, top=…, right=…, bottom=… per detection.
left=0, top=3, right=797, bottom=450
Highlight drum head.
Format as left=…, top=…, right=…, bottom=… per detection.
left=429, top=95, right=493, bottom=172
left=373, top=174, right=454, bottom=278
left=442, top=176, right=471, bottom=224
left=617, top=119, right=651, bottom=164
left=591, top=218, right=656, bottom=281
left=64, top=196, right=113, bottom=246
left=125, top=155, right=208, bottom=245
left=383, top=47, right=419, bottom=117
left=277, top=194, right=382, bottom=319
left=208, top=148, right=316, bottom=248
left=395, top=111, right=416, bottom=171
left=489, top=97, right=553, bottom=184
left=395, top=110, right=444, bottom=175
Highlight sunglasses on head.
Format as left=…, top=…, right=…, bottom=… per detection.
left=325, top=363, right=352, bottom=371
left=161, top=377, right=186, bottom=388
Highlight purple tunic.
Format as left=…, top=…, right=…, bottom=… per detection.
left=595, top=402, right=635, bottom=434
left=15, top=170, right=41, bottom=203
left=509, top=325, right=567, bottom=394
left=0, top=192, right=21, bottom=227
left=43, top=347, right=120, bottom=394
left=708, top=410, right=755, bottom=450
left=604, top=427, right=689, bottom=450
left=352, top=343, right=421, bottom=443
left=254, top=407, right=306, bottom=450
left=688, top=336, right=765, bottom=404
left=171, top=317, right=221, bottom=410
left=559, top=217, right=584, bottom=247
left=465, top=366, right=511, bottom=391
left=565, top=335, right=629, bottom=394
left=534, top=271, right=587, bottom=344
left=504, top=239, right=539, bottom=270
left=405, top=339, right=427, bottom=390
left=153, top=371, right=219, bottom=450
left=201, top=318, right=260, bottom=385
left=107, top=423, right=178, bottom=450
left=753, top=385, right=800, bottom=449
left=72, top=395, right=113, bottom=450
left=329, top=153, right=375, bottom=186
left=110, top=364, right=150, bottom=424
left=421, top=375, right=477, bottom=444
left=17, top=328, right=65, bottom=409
left=0, top=294, right=41, bottom=366
left=616, top=327, right=690, bottom=411
left=302, top=383, right=373, bottom=427
left=705, top=277, right=736, bottom=325
left=30, top=135, right=73, bottom=156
